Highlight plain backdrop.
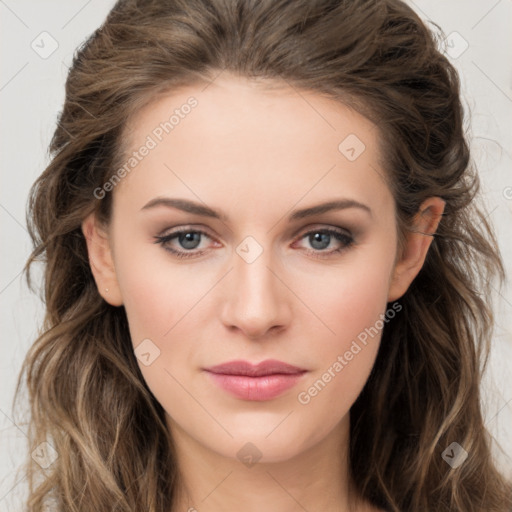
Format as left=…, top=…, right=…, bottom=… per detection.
left=1, top=0, right=511, bottom=509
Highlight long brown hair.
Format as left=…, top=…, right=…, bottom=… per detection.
left=15, top=0, right=512, bottom=510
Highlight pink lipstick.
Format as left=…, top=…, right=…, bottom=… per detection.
left=203, top=359, right=307, bottom=401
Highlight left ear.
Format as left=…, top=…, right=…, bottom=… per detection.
left=387, top=197, right=445, bottom=302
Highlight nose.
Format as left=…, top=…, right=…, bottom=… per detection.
left=219, top=244, right=292, bottom=340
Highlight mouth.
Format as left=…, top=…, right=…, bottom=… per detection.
left=203, top=359, right=307, bottom=401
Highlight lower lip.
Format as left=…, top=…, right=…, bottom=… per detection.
left=205, top=371, right=306, bottom=401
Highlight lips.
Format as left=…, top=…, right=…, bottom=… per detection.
left=203, top=359, right=307, bottom=401
left=206, top=359, right=306, bottom=377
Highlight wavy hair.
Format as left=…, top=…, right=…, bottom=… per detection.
left=15, top=0, right=512, bottom=510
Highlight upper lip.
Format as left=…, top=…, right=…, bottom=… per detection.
left=204, top=359, right=306, bottom=377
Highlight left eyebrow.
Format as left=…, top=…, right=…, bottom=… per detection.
left=288, top=199, right=372, bottom=221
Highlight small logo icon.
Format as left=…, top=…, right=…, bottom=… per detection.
left=236, top=236, right=263, bottom=264
left=441, top=442, right=468, bottom=468
left=236, top=442, right=263, bottom=468
left=31, top=441, right=59, bottom=469
left=31, top=31, right=59, bottom=59
left=338, top=134, right=366, bottom=161
left=134, top=338, right=161, bottom=366
left=444, top=31, right=469, bottom=59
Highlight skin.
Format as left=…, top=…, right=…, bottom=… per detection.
left=83, top=74, right=444, bottom=512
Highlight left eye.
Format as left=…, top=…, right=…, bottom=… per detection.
left=293, top=228, right=354, bottom=256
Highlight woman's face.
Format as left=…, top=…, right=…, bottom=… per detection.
left=91, top=75, right=415, bottom=463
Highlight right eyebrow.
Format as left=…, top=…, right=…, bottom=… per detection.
left=140, top=197, right=228, bottom=222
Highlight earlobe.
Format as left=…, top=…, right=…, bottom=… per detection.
left=387, top=197, right=445, bottom=302
left=82, top=213, right=123, bottom=306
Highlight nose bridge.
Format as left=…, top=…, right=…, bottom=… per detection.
left=220, top=235, right=290, bottom=337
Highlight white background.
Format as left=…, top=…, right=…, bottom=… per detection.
left=1, top=0, right=511, bottom=509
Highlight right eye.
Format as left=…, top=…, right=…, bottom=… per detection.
left=154, top=228, right=220, bottom=259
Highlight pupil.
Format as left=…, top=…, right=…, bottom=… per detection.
left=310, top=232, right=330, bottom=250
left=179, top=232, right=201, bottom=249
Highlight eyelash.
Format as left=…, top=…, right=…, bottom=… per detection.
left=153, top=227, right=354, bottom=260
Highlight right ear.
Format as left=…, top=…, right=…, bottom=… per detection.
left=81, top=213, right=123, bottom=306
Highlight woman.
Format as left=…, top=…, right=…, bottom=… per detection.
left=16, top=0, right=512, bottom=510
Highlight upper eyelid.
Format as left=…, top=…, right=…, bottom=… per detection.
left=157, top=225, right=214, bottom=238
left=292, top=227, right=353, bottom=246
left=291, top=224, right=353, bottom=241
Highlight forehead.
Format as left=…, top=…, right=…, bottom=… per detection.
left=125, top=74, right=380, bottom=155
left=113, top=74, right=391, bottom=216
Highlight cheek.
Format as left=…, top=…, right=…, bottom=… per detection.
left=114, top=235, right=210, bottom=346
left=304, top=243, right=396, bottom=355
left=292, top=243, right=396, bottom=426
left=115, top=254, right=211, bottom=413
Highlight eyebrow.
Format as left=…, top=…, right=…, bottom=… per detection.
left=140, top=197, right=372, bottom=221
